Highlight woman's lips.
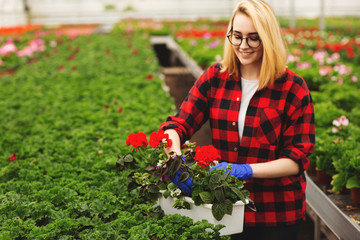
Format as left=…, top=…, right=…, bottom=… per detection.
left=239, top=51, right=254, bottom=58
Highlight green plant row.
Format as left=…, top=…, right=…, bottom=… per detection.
left=0, top=28, right=228, bottom=239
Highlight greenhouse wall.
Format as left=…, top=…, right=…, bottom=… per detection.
left=1, top=0, right=360, bottom=27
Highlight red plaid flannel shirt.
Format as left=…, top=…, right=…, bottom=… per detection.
left=160, top=63, right=315, bottom=227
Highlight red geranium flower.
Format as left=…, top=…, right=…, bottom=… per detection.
left=149, top=130, right=172, bottom=148
left=132, top=49, right=138, bottom=55
left=194, top=145, right=219, bottom=168
left=58, top=65, right=65, bottom=71
left=9, top=153, right=17, bottom=161
left=126, top=132, right=148, bottom=148
left=117, top=107, right=123, bottom=113
left=146, top=74, right=154, bottom=80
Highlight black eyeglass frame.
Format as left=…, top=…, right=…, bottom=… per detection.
left=226, top=31, right=262, bottom=49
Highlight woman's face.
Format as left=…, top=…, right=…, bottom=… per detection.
left=231, top=13, right=263, bottom=69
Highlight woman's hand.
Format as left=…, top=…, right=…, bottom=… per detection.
left=210, top=162, right=253, bottom=180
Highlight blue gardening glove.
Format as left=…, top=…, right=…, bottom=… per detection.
left=170, top=170, right=194, bottom=196
left=210, top=162, right=253, bottom=180
left=169, top=155, right=194, bottom=195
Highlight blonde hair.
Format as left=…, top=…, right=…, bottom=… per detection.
left=222, top=0, right=288, bottom=90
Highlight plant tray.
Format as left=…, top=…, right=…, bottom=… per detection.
left=157, top=195, right=246, bottom=236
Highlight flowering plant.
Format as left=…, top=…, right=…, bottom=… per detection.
left=122, top=130, right=252, bottom=221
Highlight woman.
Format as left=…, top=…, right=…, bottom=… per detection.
left=159, top=0, right=315, bottom=239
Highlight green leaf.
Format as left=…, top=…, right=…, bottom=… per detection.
left=147, top=184, right=159, bottom=193
left=123, top=154, right=135, bottom=163
left=178, top=172, right=190, bottom=183
left=224, top=199, right=233, bottom=215
left=331, top=173, right=347, bottom=193
left=163, top=190, right=171, bottom=198
left=212, top=202, right=226, bottom=221
left=346, top=176, right=360, bottom=189
left=229, top=186, right=246, bottom=203
left=184, top=157, right=195, bottom=167
left=199, top=191, right=213, bottom=204
left=209, top=173, right=221, bottom=185
left=214, top=188, right=224, bottom=203
left=184, top=201, right=191, bottom=209
left=171, top=159, right=182, bottom=176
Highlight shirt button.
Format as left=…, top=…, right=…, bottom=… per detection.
left=232, top=122, right=236, bottom=126
left=234, top=147, right=238, bottom=151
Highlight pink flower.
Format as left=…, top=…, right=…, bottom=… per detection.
left=287, top=54, right=300, bottom=63
left=50, top=40, right=57, bottom=47
left=351, top=76, right=358, bottom=83
left=319, top=66, right=333, bottom=76
left=339, top=116, right=349, bottom=126
left=209, top=41, right=219, bottom=49
left=334, top=64, right=351, bottom=76
left=332, top=115, right=349, bottom=128
left=296, top=62, right=311, bottom=69
left=0, top=40, right=17, bottom=56
left=17, top=46, right=34, bottom=57
left=203, top=32, right=211, bottom=40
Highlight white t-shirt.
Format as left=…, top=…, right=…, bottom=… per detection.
left=238, top=78, right=259, bottom=141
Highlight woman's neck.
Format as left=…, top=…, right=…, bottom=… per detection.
left=240, top=64, right=261, bottom=80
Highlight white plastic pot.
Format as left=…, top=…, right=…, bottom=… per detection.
left=157, top=194, right=246, bottom=236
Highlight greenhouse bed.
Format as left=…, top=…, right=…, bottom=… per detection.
left=306, top=172, right=360, bottom=240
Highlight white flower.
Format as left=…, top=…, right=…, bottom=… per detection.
left=171, top=188, right=182, bottom=197
left=332, top=119, right=341, bottom=127
left=332, top=127, right=338, bottom=133
left=157, top=159, right=165, bottom=167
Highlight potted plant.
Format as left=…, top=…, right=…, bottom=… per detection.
left=122, top=130, right=253, bottom=235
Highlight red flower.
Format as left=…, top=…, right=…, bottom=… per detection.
left=126, top=132, right=148, bottom=148
left=146, top=74, right=154, bottom=80
left=8, top=153, right=17, bottom=161
left=132, top=49, right=138, bottom=55
left=117, top=107, right=123, bottom=113
left=71, top=66, right=77, bottom=71
left=68, top=54, right=76, bottom=60
left=149, top=130, right=172, bottom=148
left=104, top=104, right=110, bottom=109
left=194, top=145, right=219, bottom=168
left=58, top=66, right=65, bottom=71
left=105, top=49, right=110, bottom=55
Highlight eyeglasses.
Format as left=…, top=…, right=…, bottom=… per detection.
left=227, top=33, right=262, bottom=49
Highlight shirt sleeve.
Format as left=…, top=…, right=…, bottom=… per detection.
left=279, top=76, right=315, bottom=174
left=159, top=64, right=215, bottom=144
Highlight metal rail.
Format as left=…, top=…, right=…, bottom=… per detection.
left=306, top=173, right=360, bottom=240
